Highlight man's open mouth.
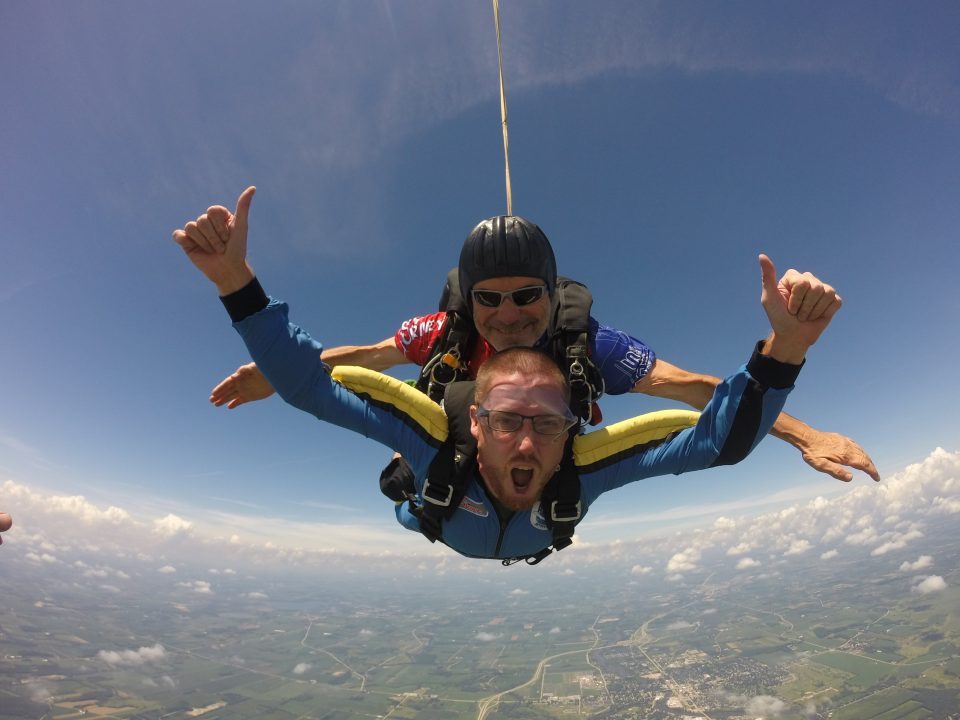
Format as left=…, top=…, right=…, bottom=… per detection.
left=511, top=467, right=534, bottom=493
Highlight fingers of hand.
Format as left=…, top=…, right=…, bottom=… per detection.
left=179, top=220, right=214, bottom=254
left=820, top=292, right=842, bottom=322
left=206, top=206, right=232, bottom=241
left=781, top=270, right=841, bottom=322
left=831, top=466, right=854, bottom=482
left=172, top=229, right=199, bottom=252
left=806, top=454, right=854, bottom=482
left=191, top=214, right=226, bottom=253
left=794, top=283, right=825, bottom=321
left=849, top=451, right=881, bottom=482
left=209, top=383, right=236, bottom=406
left=808, top=434, right=880, bottom=482
left=780, top=269, right=811, bottom=316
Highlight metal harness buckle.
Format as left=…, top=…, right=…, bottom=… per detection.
left=421, top=478, right=454, bottom=508
left=550, top=499, right=582, bottom=523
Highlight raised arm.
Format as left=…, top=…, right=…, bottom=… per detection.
left=193, top=191, right=410, bottom=409
left=631, top=255, right=878, bottom=482
left=173, top=187, right=446, bottom=469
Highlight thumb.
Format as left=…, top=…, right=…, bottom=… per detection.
left=758, top=253, right=778, bottom=297
left=233, top=186, right=256, bottom=232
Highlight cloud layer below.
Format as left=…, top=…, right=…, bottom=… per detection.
left=2, top=447, right=957, bottom=581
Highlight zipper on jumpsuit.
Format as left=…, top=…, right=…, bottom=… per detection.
left=493, top=508, right=514, bottom=558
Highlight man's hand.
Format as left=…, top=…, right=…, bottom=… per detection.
left=209, top=339, right=406, bottom=410
left=0, top=511, right=11, bottom=545
left=210, top=362, right=275, bottom=409
left=759, top=254, right=841, bottom=363
left=797, top=428, right=881, bottom=482
left=771, top=414, right=881, bottom=482
left=173, top=186, right=257, bottom=295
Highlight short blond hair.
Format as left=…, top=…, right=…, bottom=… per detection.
left=474, top=348, right=569, bottom=406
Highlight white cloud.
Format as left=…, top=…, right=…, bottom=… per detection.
left=177, top=580, right=212, bottom=594
left=549, top=627, right=561, bottom=635
left=745, top=694, right=788, bottom=717
left=2, top=448, right=956, bottom=580
left=872, top=529, right=924, bottom=556
left=931, top=496, right=960, bottom=514
left=98, top=643, right=166, bottom=667
left=736, top=557, right=760, bottom=570
left=912, top=575, right=946, bottom=595
left=784, top=539, right=812, bottom=557
left=153, top=514, right=193, bottom=538
left=475, top=632, right=501, bottom=642
left=845, top=526, right=879, bottom=546
left=2, top=480, right=132, bottom=525
left=24, top=680, right=52, bottom=703
left=666, top=547, right=701, bottom=573
left=84, top=565, right=129, bottom=580
left=509, top=588, right=529, bottom=596
left=899, top=555, right=933, bottom=572
left=293, top=663, right=312, bottom=675
left=143, top=675, right=177, bottom=689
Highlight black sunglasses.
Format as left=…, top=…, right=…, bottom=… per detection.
left=471, top=285, right=546, bottom=308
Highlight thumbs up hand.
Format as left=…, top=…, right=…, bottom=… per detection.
left=173, top=186, right=257, bottom=295
left=758, top=254, right=842, bottom=363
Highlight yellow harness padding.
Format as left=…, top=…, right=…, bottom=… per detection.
left=328, top=367, right=696, bottom=465
left=573, top=410, right=700, bottom=468
left=331, top=366, right=449, bottom=445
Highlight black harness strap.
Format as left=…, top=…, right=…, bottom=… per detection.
left=548, top=278, right=604, bottom=426
left=415, top=381, right=478, bottom=543
left=415, top=270, right=473, bottom=404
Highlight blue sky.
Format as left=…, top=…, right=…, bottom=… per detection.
left=2, top=1, right=959, bottom=565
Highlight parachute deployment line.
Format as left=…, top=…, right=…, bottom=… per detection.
left=492, top=0, right=513, bottom=215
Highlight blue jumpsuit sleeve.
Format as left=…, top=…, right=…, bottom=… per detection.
left=588, top=317, right=658, bottom=395
left=232, top=299, right=439, bottom=476
left=578, top=359, right=793, bottom=507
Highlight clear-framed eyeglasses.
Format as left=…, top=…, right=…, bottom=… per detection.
left=476, top=407, right=576, bottom=439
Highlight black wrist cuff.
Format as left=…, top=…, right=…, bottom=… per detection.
left=746, top=339, right=804, bottom=389
left=220, top=277, right=269, bottom=323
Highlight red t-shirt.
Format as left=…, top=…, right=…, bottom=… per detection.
left=394, top=311, right=495, bottom=379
